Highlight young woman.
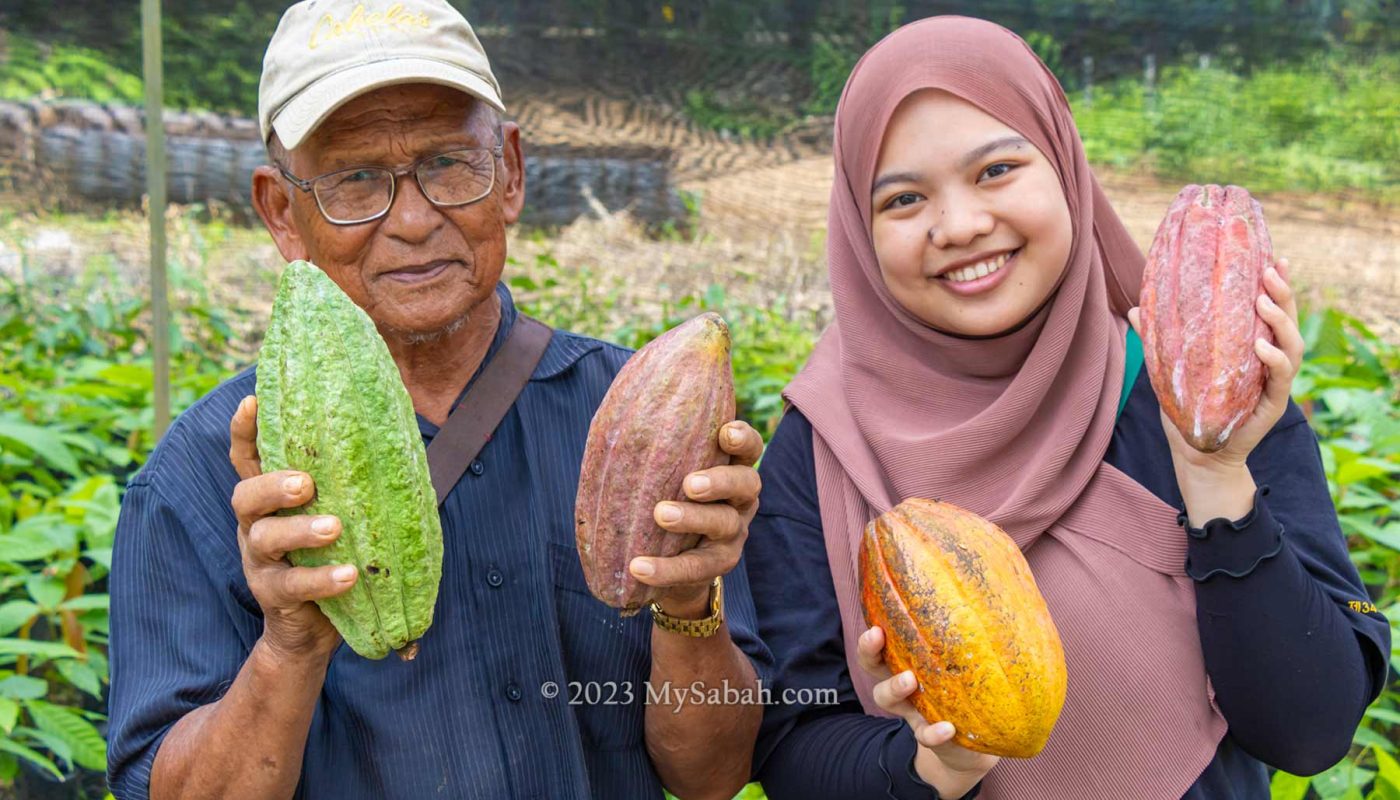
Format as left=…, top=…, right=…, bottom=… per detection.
left=743, top=17, right=1389, bottom=799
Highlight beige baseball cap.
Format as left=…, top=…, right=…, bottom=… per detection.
left=258, top=0, right=505, bottom=150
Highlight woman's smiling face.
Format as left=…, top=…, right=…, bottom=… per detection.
left=870, top=89, right=1074, bottom=338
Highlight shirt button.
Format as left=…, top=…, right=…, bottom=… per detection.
left=505, top=682, right=522, bottom=703
left=486, top=568, right=504, bottom=588
left=469, top=459, right=485, bottom=476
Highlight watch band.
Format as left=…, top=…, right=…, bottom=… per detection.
left=650, top=576, right=724, bottom=638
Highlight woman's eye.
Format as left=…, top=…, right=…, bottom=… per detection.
left=980, top=163, right=1015, bottom=181
left=885, top=192, right=921, bottom=209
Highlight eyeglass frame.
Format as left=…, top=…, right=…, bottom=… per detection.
left=276, top=143, right=505, bottom=226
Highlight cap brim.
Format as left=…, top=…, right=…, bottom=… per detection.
left=270, top=57, right=505, bottom=150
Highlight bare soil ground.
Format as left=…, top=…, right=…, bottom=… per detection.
left=682, top=157, right=1400, bottom=340
left=510, top=86, right=1400, bottom=342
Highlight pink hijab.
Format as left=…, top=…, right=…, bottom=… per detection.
left=783, top=17, right=1226, bottom=798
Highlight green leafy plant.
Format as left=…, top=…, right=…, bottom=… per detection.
left=0, top=237, right=250, bottom=793
left=1265, top=307, right=1400, bottom=799
left=1074, top=52, right=1400, bottom=204
left=0, top=34, right=142, bottom=104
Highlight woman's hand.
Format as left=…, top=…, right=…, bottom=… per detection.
left=857, top=626, right=998, bottom=797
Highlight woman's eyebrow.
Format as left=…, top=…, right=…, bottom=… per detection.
left=872, top=171, right=923, bottom=194
left=872, top=135, right=1032, bottom=195
left=959, top=136, right=1031, bottom=170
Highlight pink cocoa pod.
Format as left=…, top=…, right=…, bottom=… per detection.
left=1139, top=184, right=1276, bottom=453
left=574, top=313, right=735, bottom=616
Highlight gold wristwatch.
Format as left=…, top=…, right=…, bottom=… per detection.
left=650, top=576, right=724, bottom=638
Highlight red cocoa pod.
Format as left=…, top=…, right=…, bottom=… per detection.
left=861, top=498, right=1067, bottom=758
left=575, top=313, right=736, bottom=616
left=1139, top=184, right=1276, bottom=453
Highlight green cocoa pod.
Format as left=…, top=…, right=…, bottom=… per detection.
left=256, top=260, right=443, bottom=660
left=575, top=312, right=736, bottom=616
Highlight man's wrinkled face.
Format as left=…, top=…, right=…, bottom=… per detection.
left=270, top=83, right=522, bottom=342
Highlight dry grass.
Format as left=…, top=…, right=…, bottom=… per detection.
left=2, top=161, right=1396, bottom=348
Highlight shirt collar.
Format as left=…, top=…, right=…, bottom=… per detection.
left=414, top=282, right=608, bottom=438
left=416, top=282, right=518, bottom=438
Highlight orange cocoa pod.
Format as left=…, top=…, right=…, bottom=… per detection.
left=860, top=498, right=1067, bottom=759
left=575, top=313, right=736, bottom=616
left=1139, top=184, right=1276, bottom=453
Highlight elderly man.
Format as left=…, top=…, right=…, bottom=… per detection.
left=105, top=2, right=770, bottom=798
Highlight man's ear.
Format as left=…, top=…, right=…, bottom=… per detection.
left=252, top=164, right=310, bottom=262
left=498, top=121, right=525, bottom=225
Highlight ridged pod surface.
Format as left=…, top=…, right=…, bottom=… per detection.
left=860, top=499, right=1067, bottom=759
left=1140, top=184, right=1275, bottom=453
left=256, top=260, right=443, bottom=661
left=575, top=313, right=736, bottom=616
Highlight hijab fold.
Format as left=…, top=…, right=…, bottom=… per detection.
left=782, top=17, right=1226, bottom=798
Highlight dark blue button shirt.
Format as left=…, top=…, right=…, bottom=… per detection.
left=747, top=367, right=1390, bottom=799
left=107, top=285, right=773, bottom=800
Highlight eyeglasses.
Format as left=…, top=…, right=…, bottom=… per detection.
left=277, top=145, right=504, bottom=225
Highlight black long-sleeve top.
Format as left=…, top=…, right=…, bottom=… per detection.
left=746, top=365, right=1391, bottom=799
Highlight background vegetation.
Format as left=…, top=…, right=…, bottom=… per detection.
left=2, top=0, right=1396, bottom=204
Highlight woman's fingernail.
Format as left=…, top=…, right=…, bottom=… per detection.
left=333, top=565, right=356, bottom=582
left=283, top=475, right=305, bottom=494
left=312, top=517, right=335, bottom=535
left=934, top=721, right=955, bottom=737
left=899, top=672, right=916, bottom=691
left=631, top=558, right=655, bottom=577
left=688, top=475, right=711, bottom=494
left=658, top=504, right=682, bottom=523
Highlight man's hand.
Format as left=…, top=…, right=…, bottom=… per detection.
left=627, top=420, right=764, bottom=618
left=858, top=627, right=998, bottom=797
left=230, top=395, right=357, bottom=662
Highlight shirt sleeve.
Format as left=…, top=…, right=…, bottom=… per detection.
left=746, top=409, right=977, bottom=800
left=723, top=549, right=777, bottom=690
left=1183, top=410, right=1392, bottom=776
left=107, top=474, right=261, bottom=799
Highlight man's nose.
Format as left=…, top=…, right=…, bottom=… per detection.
left=379, top=172, right=446, bottom=243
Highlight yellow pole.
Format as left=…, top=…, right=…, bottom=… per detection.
left=141, top=0, right=170, bottom=438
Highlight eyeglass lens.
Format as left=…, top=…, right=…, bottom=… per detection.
left=314, top=150, right=496, bottom=223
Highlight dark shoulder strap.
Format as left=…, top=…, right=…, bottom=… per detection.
left=426, top=315, right=553, bottom=505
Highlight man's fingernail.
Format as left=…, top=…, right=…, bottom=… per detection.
left=333, top=565, right=356, bottom=582
left=727, top=428, right=743, bottom=446
left=631, top=558, right=655, bottom=577
left=283, top=475, right=305, bottom=494
left=658, top=504, right=682, bottom=523
left=688, top=475, right=711, bottom=494
left=934, top=721, right=954, bottom=737
left=312, top=517, right=335, bottom=535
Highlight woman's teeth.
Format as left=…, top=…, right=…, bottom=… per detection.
left=943, top=250, right=1014, bottom=283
